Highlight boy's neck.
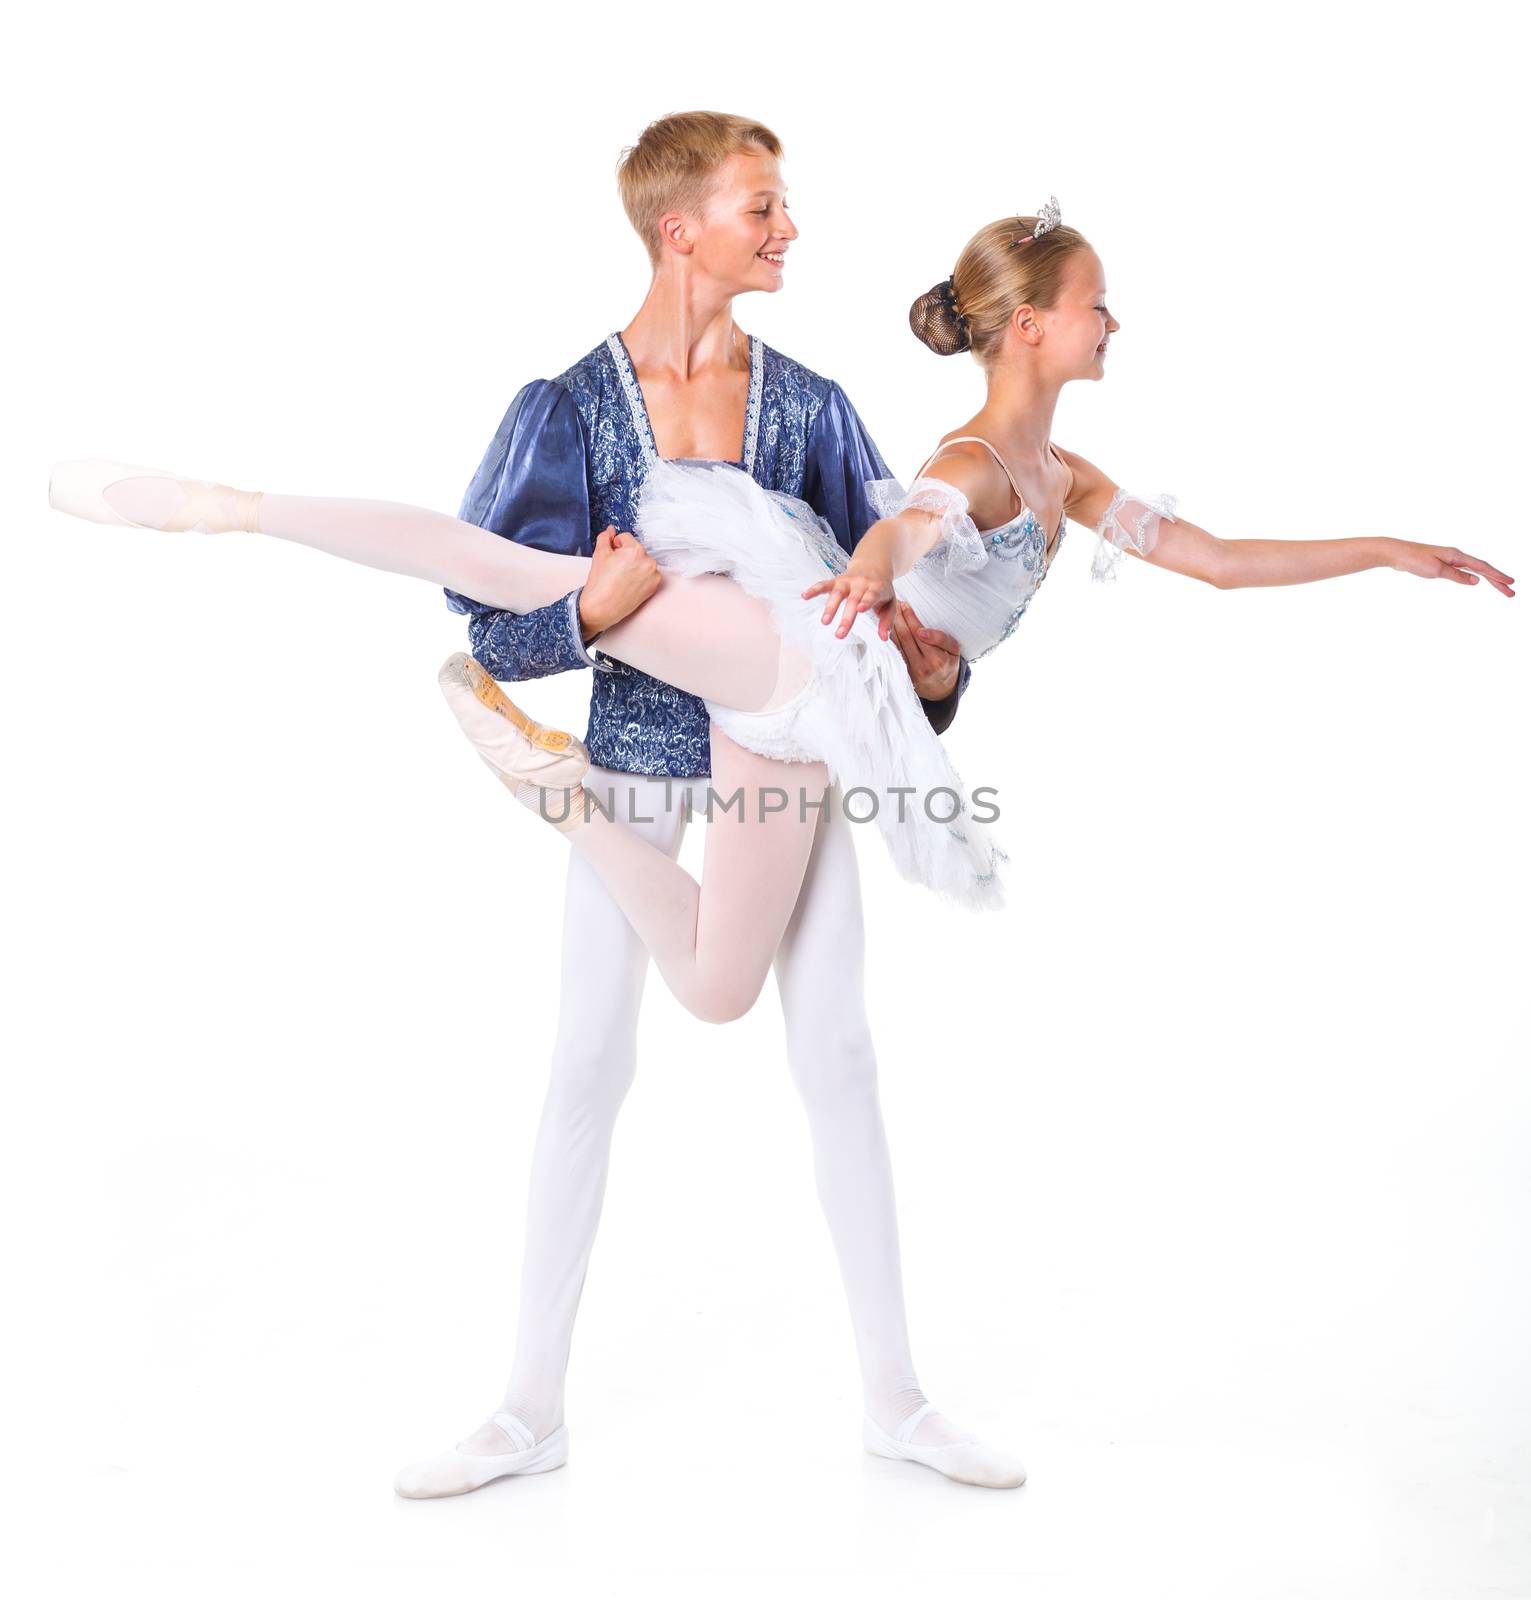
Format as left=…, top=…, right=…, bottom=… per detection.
left=621, top=274, right=746, bottom=381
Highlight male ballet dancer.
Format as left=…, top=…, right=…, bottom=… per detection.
left=393, top=111, right=1026, bottom=1496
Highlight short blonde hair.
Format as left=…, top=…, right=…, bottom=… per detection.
left=617, top=111, right=785, bottom=266
left=910, top=215, right=1094, bottom=363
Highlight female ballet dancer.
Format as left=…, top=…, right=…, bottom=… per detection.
left=47, top=201, right=1514, bottom=1031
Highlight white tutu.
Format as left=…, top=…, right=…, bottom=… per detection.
left=634, top=460, right=1006, bottom=910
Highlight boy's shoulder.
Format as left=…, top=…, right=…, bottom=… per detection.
left=757, top=339, right=841, bottom=435
left=759, top=339, right=834, bottom=403
left=549, top=339, right=617, bottom=410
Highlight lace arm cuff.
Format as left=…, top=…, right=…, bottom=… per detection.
left=1090, top=488, right=1179, bottom=582
left=865, top=477, right=989, bottom=576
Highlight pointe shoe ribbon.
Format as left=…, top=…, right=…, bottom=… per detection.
left=393, top=1415, right=570, bottom=1500
left=862, top=1403, right=1027, bottom=1490
left=437, top=652, right=593, bottom=832
left=160, top=476, right=263, bottom=533
left=48, top=459, right=262, bottom=533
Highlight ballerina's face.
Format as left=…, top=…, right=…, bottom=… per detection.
left=1043, top=250, right=1121, bottom=380
left=685, top=147, right=798, bottom=296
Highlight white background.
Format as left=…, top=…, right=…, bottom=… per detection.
left=3, top=1, right=1527, bottom=1595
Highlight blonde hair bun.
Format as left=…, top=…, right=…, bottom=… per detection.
left=912, top=214, right=1091, bottom=362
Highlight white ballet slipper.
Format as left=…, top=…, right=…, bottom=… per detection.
left=437, top=652, right=593, bottom=832
left=862, top=1403, right=1026, bottom=1489
left=48, top=459, right=262, bottom=533
left=393, top=1413, right=570, bottom=1499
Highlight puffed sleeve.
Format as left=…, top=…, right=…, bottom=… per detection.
left=799, top=382, right=894, bottom=557
left=446, top=380, right=614, bottom=679
left=1090, top=487, right=1179, bottom=582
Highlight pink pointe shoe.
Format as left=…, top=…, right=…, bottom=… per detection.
left=437, top=652, right=593, bottom=832
left=48, top=459, right=263, bottom=533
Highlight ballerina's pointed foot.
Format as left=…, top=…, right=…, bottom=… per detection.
left=393, top=1414, right=570, bottom=1500
left=48, top=459, right=263, bottom=534
left=863, top=1404, right=1026, bottom=1490
left=437, top=652, right=593, bottom=832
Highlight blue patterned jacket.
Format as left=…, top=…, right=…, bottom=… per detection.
left=446, top=332, right=971, bottom=778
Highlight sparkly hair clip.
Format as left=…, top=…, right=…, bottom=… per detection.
left=1009, top=194, right=1062, bottom=248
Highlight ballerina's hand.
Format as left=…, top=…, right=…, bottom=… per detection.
left=1386, top=539, right=1515, bottom=596
left=801, top=567, right=897, bottom=639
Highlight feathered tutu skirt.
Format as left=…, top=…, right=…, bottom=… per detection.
left=635, top=460, right=1006, bottom=910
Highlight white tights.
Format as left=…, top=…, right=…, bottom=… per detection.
left=104, top=478, right=829, bottom=1023
left=492, top=766, right=936, bottom=1445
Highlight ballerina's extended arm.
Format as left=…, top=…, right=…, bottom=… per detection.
left=802, top=441, right=1515, bottom=626
left=1051, top=445, right=1516, bottom=595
